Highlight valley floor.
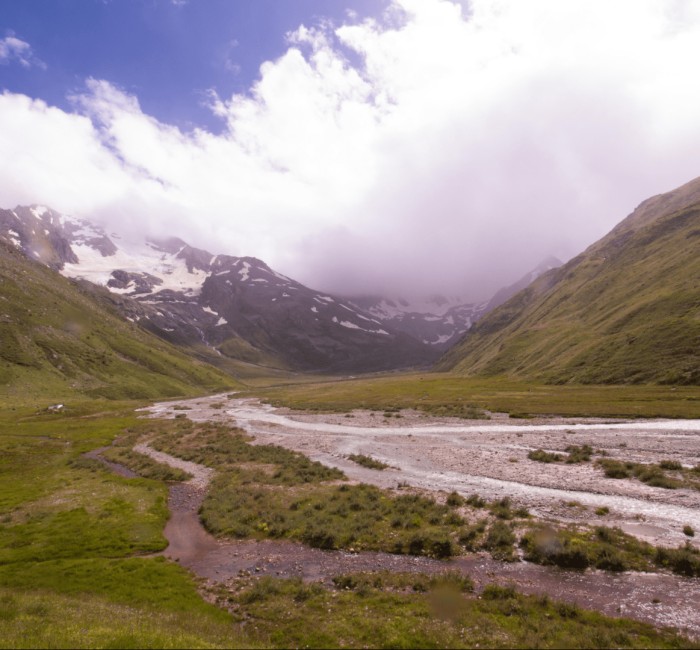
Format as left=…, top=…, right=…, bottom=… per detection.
left=148, top=395, right=700, bottom=549
left=142, top=394, right=700, bottom=639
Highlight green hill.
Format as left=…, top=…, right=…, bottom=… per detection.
left=438, top=176, right=700, bottom=384
left=0, top=240, right=240, bottom=401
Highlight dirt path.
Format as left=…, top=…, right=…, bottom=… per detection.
left=129, top=426, right=700, bottom=640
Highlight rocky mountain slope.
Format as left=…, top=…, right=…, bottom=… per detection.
left=0, top=206, right=436, bottom=373
left=348, top=259, right=562, bottom=351
left=0, top=236, right=238, bottom=400
left=437, top=176, right=700, bottom=384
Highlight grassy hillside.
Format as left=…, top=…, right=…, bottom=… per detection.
left=438, top=177, right=700, bottom=384
left=0, top=241, right=239, bottom=402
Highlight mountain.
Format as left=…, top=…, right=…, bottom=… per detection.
left=437, top=176, right=700, bottom=385
left=0, top=206, right=435, bottom=373
left=483, top=256, right=562, bottom=312
left=0, top=236, right=239, bottom=401
left=347, top=258, right=562, bottom=351
left=347, top=294, right=487, bottom=351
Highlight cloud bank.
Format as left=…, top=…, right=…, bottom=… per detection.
left=2, top=0, right=700, bottom=299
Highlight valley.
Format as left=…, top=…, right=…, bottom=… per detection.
left=0, top=176, right=698, bottom=648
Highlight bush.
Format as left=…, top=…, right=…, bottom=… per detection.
left=683, top=525, right=695, bottom=537
left=528, top=449, right=564, bottom=463
left=445, top=491, right=464, bottom=507
left=564, top=445, right=593, bottom=464
left=598, top=459, right=630, bottom=479
left=347, top=454, right=389, bottom=470
left=483, top=521, right=516, bottom=561
left=654, top=543, right=700, bottom=577
left=465, top=494, right=486, bottom=508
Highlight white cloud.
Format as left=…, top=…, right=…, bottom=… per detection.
left=0, top=35, right=45, bottom=69
left=2, top=0, right=700, bottom=299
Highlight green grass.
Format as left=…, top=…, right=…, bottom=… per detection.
left=528, top=449, right=565, bottom=463
left=204, top=574, right=692, bottom=649
left=347, top=453, right=390, bottom=470
left=0, top=588, right=247, bottom=649
left=520, top=524, right=700, bottom=577
left=0, top=404, right=259, bottom=647
left=154, top=425, right=461, bottom=556
left=596, top=459, right=700, bottom=490
left=528, top=445, right=594, bottom=464
left=1, top=404, right=696, bottom=646
left=151, top=422, right=535, bottom=559
left=250, top=373, right=700, bottom=419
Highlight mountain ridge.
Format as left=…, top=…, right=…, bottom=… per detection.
left=437, top=176, right=700, bottom=384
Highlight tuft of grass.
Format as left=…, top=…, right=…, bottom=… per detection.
left=347, top=454, right=390, bottom=471
left=528, top=449, right=564, bottom=463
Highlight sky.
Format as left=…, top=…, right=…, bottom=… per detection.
left=2, top=0, right=700, bottom=300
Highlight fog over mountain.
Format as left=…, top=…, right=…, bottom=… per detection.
left=2, top=0, right=700, bottom=300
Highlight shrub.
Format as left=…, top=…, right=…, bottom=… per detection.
left=483, top=521, right=516, bottom=561
left=683, top=525, right=695, bottom=537
left=465, top=494, right=486, bottom=508
left=528, top=449, right=564, bottom=463
left=445, top=491, right=464, bottom=507
left=564, top=445, right=593, bottom=464
left=347, top=454, right=389, bottom=470
left=654, top=543, right=700, bottom=577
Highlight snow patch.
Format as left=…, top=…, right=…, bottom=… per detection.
left=238, top=261, right=251, bottom=281
left=7, top=230, right=21, bottom=248
left=30, top=206, right=48, bottom=219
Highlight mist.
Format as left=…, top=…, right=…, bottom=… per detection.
left=2, top=0, right=700, bottom=301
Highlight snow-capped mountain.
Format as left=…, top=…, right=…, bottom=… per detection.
left=347, top=294, right=488, bottom=351
left=0, top=205, right=435, bottom=372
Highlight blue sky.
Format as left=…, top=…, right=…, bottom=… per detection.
left=2, top=1, right=700, bottom=298
left=1, top=0, right=384, bottom=131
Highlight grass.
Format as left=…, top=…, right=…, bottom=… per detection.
left=521, top=523, right=700, bottom=577
left=529, top=444, right=595, bottom=464
left=250, top=373, right=700, bottom=419
left=203, top=573, right=693, bottom=649
left=0, top=587, right=246, bottom=649
left=596, top=458, right=700, bottom=490
left=521, top=525, right=656, bottom=572
left=1, top=403, right=696, bottom=647
left=0, top=403, right=260, bottom=648
left=150, top=421, right=536, bottom=559
left=347, top=453, right=390, bottom=470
